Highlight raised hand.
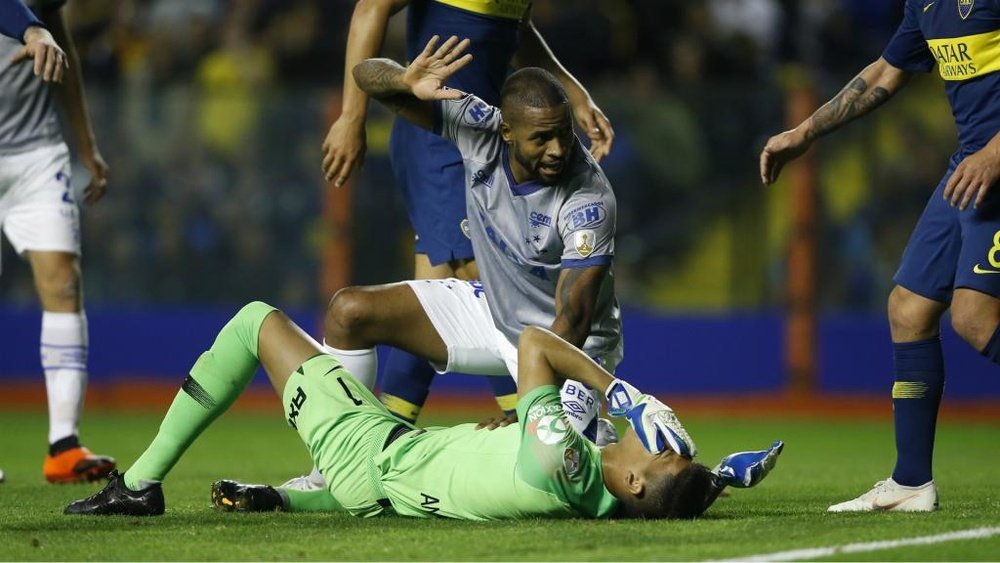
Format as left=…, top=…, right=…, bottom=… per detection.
left=403, top=35, right=473, bottom=101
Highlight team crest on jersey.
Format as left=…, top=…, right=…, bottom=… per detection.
left=959, top=0, right=974, bottom=19
left=462, top=101, right=494, bottom=126
left=460, top=218, right=471, bottom=239
left=575, top=230, right=595, bottom=258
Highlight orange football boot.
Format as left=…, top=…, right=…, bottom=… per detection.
left=44, top=447, right=116, bottom=484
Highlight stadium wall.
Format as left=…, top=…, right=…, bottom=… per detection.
left=2, top=306, right=998, bottom=399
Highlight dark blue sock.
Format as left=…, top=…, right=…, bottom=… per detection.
left=379, top=348, right=436, bottom=423
left=980, top=324, right=1000, bottom=364
left=486, top=376, right=518, bottom=417
left=890, top=337, right=945, bottom=487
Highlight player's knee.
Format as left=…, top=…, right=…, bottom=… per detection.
left=35, top=259, right=81, bottom=305
left=887, top=287, right=938, bottom=339
left=325, top=286, right=373, bottom=340
left=949, top=307, right=995, bottom=350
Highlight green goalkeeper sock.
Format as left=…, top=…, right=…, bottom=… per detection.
left=279, top=488, right=346, bottom=513
left=124, top=302, right=276, bottom=491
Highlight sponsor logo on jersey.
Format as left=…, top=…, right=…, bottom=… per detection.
left=566, top=202, right=606, bottom=230
left=463, top=100, right=494, bottom=126
left=925, top=30, right=1000, bottom=81
left=529, top=211, right=552, bottom=228
left=527, top=403, right=563, bottom=422
left=472, top=169, right=493, bottom=187
left=575, top=230, right=595, bottom=258
left=959, top=0, right=974, bottom=20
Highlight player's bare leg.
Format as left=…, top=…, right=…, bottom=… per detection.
left=949, top=288, right=1000, bottom=350
left=830, top=286, right=947, bottom=512
left=28, top=250, right=115, bottom=483
left=324, top=282, right=448, bottom=362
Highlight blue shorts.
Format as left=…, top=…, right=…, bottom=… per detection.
left=389, top=120, right=474, bottom=266
left=894, top=168, right=1000, bottom=302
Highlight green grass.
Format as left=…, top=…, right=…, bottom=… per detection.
left=1, top=408, right=998, bottom=561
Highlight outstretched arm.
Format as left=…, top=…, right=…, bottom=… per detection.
left=760, top=57, right=911, bottom=185
left=323, top=0, right=409, bottom=186
left=514, top=15, right=613, bottom=161
left=353, top=35, right=472, bottom=131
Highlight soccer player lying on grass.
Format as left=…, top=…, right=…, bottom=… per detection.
left=65, top=303, right=783, bottom=519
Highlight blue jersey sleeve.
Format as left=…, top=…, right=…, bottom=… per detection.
left=0, top=0, right=43, bottom=42
left=882, top=0, right=935, bottom=72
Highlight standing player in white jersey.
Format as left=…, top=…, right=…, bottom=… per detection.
left=0, top=0, right=113, bottom=483
left=270, top=37, right=626, bottom=501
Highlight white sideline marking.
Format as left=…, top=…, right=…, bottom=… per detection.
left=712, top=526, right=1000, bottom=562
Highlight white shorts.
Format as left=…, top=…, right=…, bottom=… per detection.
left=0, top=143, right=79, bottom=273
left=405, top=277, right=614, bottom=442
left=405, top=278, right=519, bottom=378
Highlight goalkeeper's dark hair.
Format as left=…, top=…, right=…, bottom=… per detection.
left=615, top=462, right=721, bottom=520
left=499, top=67, right=568, bottom=117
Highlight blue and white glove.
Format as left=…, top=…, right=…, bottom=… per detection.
left=713, top=440, right=784, bottom=488
left=604, top=379, right=697, bottom=458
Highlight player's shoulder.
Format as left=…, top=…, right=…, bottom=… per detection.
left=443, top=93, right=499, bottom=130
left=560, top=146, right=616, bottom=206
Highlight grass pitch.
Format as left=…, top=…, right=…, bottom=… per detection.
left=1, top=407, right=998, bottom=561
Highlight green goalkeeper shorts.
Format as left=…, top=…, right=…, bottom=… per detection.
left=282, top=354, right=415, bottom=517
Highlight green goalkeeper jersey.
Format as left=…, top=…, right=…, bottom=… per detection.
left=373, top=385, right=619, bottom=520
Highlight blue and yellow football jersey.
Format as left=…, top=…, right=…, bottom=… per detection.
left=884, top=0, right=1000, bottom=157
left=405, top=0, right=529, bottom=105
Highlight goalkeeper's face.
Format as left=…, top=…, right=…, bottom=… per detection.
left=608, top=428, right=716, bottom=519
left=621, top=426, right=692, bottom=479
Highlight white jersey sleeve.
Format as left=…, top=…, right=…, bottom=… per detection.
left=434, top=94, right=502, bottom=160
left=558, top=176, right=616, bottom=267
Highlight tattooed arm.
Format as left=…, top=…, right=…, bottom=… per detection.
left=352, top=35, right=472, bottom=131
left=551, top=266, right=608, bottom=348
left=759, top=57, right=911, bottom=185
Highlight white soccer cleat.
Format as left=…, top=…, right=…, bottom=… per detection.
left=279, top=466, right=326, bottom=491
left=827, top=478, right=938, bottom=512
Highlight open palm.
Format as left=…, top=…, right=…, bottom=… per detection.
left=404, top=35, right=473, bottom=101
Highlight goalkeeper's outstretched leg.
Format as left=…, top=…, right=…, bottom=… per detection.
left=65, top=302, right=334, bottom=516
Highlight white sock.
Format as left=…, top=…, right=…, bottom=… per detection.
left=323, top=342, right=377, bottom=390
left=41, top=311, right=88, bottom=445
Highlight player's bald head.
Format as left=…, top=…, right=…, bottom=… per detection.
left=500, top=67, right=569, bottom=121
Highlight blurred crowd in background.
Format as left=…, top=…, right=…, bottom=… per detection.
left=0, top=0, right=958, bottom=313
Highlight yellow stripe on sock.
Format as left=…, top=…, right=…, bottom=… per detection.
left=494, top=393, right=519, bottom=413
left=380, top=393, right=421, bottom=422
left=892, top=381, right=928, bottom=399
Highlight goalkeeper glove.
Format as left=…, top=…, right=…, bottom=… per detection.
left=713, top=440, right=784, bottom=488
left=604, top=379, right=697, bottom=458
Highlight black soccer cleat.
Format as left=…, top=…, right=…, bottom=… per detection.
left=211, top=480, right=285, bottom=512
left=64, top=470, right=164, bottom=516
